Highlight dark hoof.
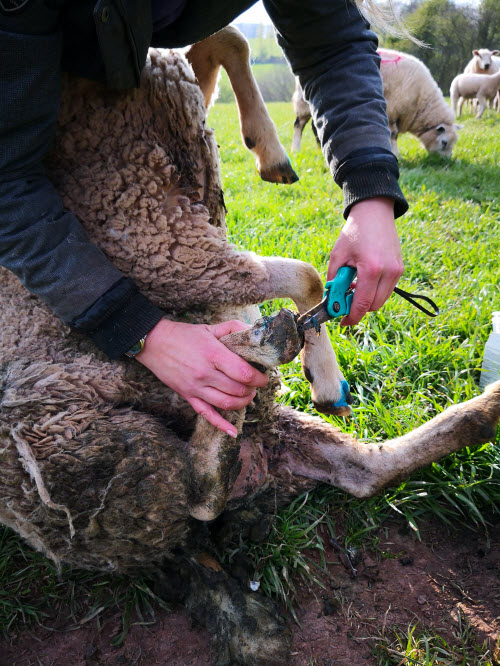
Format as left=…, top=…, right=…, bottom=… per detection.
left=313, top=401, right=352, bottom=417
left=314, top=380, right=354, bottom=417
left=260, top=160, right=299, bottom=185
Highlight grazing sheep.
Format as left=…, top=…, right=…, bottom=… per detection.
left=451, top=70, right=500, bottom=118
left=292, top=49, right=460, bottom=157
left=186, top=27, right=298, bottom=185
left=1, top=49, right=499, bottom=665
left=378, top=48, right=459, bottom=156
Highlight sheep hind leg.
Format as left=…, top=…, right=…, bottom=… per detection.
left=209, top=252, right=350, bottom=414
left=261, top=381, right=500, bottom=501
left=188, top=308, right=303, bottom=522
left=475, top=95, right=487, bottom=118
left=186, top=27, right=298, bottom=185
left=255, top=256, right=352, bottom=415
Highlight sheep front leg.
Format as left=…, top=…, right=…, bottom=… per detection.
left=188, top=309, right=302, bottom=521
left=256, top=256, right=352, bottom=416
left=185, top=27, right=298, bottom=185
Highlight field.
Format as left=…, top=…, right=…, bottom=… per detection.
left=1, top=102, right=499, bottom=665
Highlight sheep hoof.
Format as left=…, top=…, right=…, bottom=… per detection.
left=259, top=159, right=299, bottom=185
left=314, top=380, right=354, bottom=417
left=313, top=401, right=352, bottom=417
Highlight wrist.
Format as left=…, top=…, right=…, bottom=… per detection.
left=348, top=196, right=396, bottom=222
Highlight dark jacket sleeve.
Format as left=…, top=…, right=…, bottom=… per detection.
left=0, top=15, right=163, bottom=359
left=263, top=0, right=408, bottom=219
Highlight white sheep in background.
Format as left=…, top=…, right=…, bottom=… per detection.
left=291, top=49, right=460, bottom=157
left=378, top=49, right=460, bottom=157
left=464, top=48, right=500, bottom=74
left=494, top=55, right=500, bottom=110
left=462, top=48, right=499, bottom=113
left=450, top=70, right=500, bottom=118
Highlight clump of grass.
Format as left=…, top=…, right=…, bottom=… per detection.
left=371, top=614, right=495, bottom=665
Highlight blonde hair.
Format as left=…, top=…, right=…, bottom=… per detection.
left=353, top=0, right=423, bottom=44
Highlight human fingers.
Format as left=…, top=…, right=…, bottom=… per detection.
left=187, top=396, right=239, bottom=437
left=212, top=345, right=268, bottom=388
left=367, top=263, right=404, bottom=313
left=207, top=371, right=258, bottom=398
left=199, top=386, right=257, bottom=412
left=206, top=328, right=268, bottom=388
left=210, top=319, right=251, bottom=338
left=341, top=265, right=380, bottom=326
left=327, top=244, right=351, bottom=283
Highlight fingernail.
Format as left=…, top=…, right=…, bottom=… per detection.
left=227, top=429, right=238, bottom=438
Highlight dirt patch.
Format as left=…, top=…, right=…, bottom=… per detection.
left=1, top=516, right=499, bottom=666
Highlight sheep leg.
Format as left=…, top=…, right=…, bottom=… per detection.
left=188, top=309, right=303, bottom=522
left=185, top=27, right=298, bottom=185
left=389, top=121, right=400, bottom=156
left=291, top=113, right=310, bottom=152
left=252, top=256, right=351, bottom=415
left=475, top=95, right=487, bottom=118
left=257, top=381, right=500, bottom=501
left=207, top=252, right=349, bottom=414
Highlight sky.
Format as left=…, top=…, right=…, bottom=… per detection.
left=234, top=2, right=272, bottom=24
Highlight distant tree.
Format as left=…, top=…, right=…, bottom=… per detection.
left=476, top=0, right=500, bottom=48
left=383, top=0, right=478, bottom=90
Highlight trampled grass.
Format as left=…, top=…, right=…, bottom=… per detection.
left=1, top=102, right=499, bottom=641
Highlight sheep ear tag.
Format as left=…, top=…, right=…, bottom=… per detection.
left=0, top=0, right=32, bottom=14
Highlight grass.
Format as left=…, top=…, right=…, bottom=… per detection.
left=371, top=614, right=498, bottom=665
left=1, top=101, right=499, bottom=651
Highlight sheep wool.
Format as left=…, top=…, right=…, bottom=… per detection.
left=378, top=48, right=459, bottom=156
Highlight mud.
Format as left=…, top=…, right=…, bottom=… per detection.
left=1, top=515, right=498, bottom=665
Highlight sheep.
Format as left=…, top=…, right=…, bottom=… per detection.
left=451, top=70, right=500, bottom=118
left=186, top=26, right=298, bottom=185
left=291, top=49, right=460, bottom=157
left=1, top=48, right=499, bottom=665
left=464, top=48, right=500, bottom=74
left=461, top=48, right=500, bottom=114
left=291, top=77, right=319, bottom=152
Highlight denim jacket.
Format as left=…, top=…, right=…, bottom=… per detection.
left=0, top=0, right=407, bottom=358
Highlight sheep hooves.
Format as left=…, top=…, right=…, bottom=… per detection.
left=188, top=309, right=304, bottom=522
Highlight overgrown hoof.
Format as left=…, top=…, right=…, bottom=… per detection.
left=259, top=160, right=299, bottom=185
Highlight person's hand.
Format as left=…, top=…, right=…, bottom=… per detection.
left=327, top=196, right=404, bottom=326
left=136, top=318, right=268, bottom=436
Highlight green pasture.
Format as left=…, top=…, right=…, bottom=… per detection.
left=1, top=102, right=499, bottom=660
